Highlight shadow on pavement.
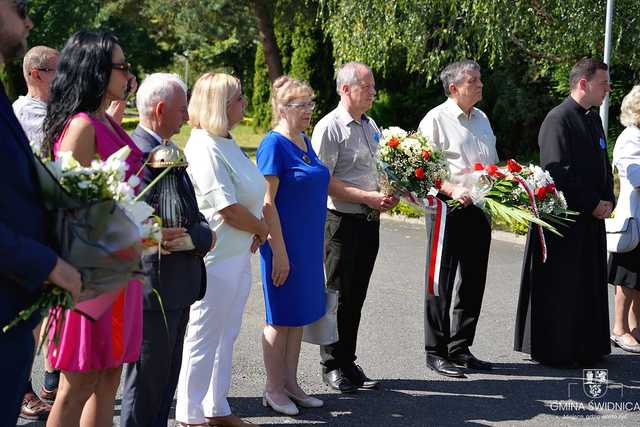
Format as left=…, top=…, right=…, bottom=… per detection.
left=225, top=357, right=640, bottom=426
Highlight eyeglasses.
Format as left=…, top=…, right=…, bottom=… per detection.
left=112, top=62, right=132, bottom=73
left=286, top=101, right=316, bottom=111
left=14, top=0, right=28, bottom=19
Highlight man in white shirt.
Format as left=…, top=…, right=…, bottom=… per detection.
left=13, top=45, right=58, bottom=151
left=418, top=60, right=497, bottom=378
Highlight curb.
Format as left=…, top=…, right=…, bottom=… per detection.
left=380, top=213, right=526, bottom=246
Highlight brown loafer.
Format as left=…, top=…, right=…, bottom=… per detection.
left=206, top=414, right=256, bottom=426
left=39, top=384, right=57, bottom=403
left=20, top=391, right=51, bottom=420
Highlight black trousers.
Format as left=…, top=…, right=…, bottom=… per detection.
left=320, top=210, right=380, bottom=372
left=120, top=308, right=189, bottom=427
left=424, top=205, right=491, bottom=357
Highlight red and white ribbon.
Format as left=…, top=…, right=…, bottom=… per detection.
left=408, top=194, right=447, bottom=296
left=512, top=175, right=547, bottom=263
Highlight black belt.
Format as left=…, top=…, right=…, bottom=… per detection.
left=328, top=208, right=380, bottom=222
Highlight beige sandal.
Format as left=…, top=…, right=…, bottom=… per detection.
left=611, top=333, right=640, bottom=353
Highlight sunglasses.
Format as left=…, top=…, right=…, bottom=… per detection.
left=14, top=0, right=28, bottom=20
left=36, top=68, right=54, bottom=73
left=112, top=62, right=132, bottom=73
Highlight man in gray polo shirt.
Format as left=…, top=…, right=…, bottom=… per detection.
left=312, top=61, right=397, bottom=393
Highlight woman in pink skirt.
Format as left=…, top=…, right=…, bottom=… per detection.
left=41, top=31, right=144, bottom=427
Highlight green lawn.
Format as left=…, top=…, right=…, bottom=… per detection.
left=123, top=112, right=264, bottom=158
left=173, top=119, right=263, bottom=158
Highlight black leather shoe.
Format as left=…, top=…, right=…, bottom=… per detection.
left=344, top=364, right=380, bottom=389
left=322, top=369, right=357, bottom=393
left=449, top=351, right=493, bottom=371
left=426, top=354, right=466, bottom=378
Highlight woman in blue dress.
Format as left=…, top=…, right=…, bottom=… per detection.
left=257, top=76, right=329, bottom=415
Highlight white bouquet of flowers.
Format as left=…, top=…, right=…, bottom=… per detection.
left=2, top=147, right=161, bottom=346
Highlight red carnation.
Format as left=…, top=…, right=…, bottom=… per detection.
left=545, top=183, right=556, bottom=193
left=415, top=167, right=425, bottom=180
left=388, top=137, right=400, bottom=148
left=485, top=164, right=506, bottom=178
left=507, top=159, right=523, bottom=173
left=421, top=149, right=431, bottom=160
left=474, top=162, right=484, bottom=171
left=535, top=186, right=547, bottom=201
left=434, top=178, right=442, bottom=189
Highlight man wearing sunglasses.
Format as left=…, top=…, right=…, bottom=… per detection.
left=13, top=45, right=59, bottom=151
left=0, top=1, right=82, bottom=425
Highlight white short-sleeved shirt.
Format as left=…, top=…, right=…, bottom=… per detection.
left=185, top=128, right=266, bottom=264
left=418, top=98, right=498, bottom=187
left=12, top=95, right=47, bottom=149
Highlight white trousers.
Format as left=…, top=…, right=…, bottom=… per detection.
left=175, top=252, right=252, bottom=423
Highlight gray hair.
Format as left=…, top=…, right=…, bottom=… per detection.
left=136, top=73, right=188, bottom=118
left=22, top=46, right=59, bottom=80
left=440, top=60, right=481, bottom=96
left=336, top=61, right=372, bottom=95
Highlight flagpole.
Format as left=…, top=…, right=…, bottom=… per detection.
left=599, top=0, right=614, bottom=137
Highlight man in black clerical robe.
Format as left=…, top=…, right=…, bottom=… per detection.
left=514, top=58, right=614, bottom=365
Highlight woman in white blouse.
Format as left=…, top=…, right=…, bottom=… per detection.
left=608, top=85, right=640, bottom=354
left=175, top=73, right=267, bottom=427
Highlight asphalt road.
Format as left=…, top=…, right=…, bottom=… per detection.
left=21, top=219, right=640, bottom=426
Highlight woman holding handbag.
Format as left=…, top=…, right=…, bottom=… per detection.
left=608, top=85, right=640, bottom=353
left=257, top=76, right=329, bottom=416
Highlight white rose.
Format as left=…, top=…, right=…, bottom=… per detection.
left=382, top=126, right=408, bottom=140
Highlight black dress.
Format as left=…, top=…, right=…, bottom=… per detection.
left=514, top=97, right=614, bottom=365
left=608, top=246, right=640, bottom=290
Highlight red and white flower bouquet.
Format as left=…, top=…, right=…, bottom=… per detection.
left=375, top=127, right=450, bottom=296
left=460, top=159, right=575, bottom=233
left=375, top=127, right=449, bottom=200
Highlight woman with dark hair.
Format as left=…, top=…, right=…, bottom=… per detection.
left=42, top=31, right=149, bottom=427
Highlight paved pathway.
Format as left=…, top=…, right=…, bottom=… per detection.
left=22, top=219, right=640, bottom=426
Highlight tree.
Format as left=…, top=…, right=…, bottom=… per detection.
left=319, top=0, right=640, bottom=153
left=252, top=0, right=282, bottom=82
left=2, top=0, right=171, bottom=99
left=320, top=0, right=640, bottom=84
